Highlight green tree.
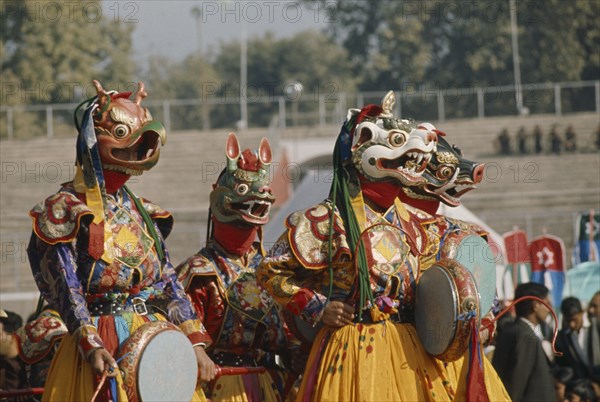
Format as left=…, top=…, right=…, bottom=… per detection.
left=1, top=0, right=135, bottom=104
left=305, top=0, right=599, bottom=115
left=143, top=54, right=220, bottom=131
left=1, top=0, right=135, bottom=137
left=304, top=0, right=431, bottom=90
left=517, top=0, right=596, bottom=83
left=212, top=30, right=357, bottom=128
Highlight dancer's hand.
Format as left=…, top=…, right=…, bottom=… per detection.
left=88, top=348, right=119, bottom=378
left=321, top=301, right=355, bottom=327
left=195, top=345, right=216, bottom=382
left=479, top=312, right=496, bottom=345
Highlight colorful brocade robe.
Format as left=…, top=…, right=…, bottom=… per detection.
left=27, top=183, right=209, bottom=354
left=257, top=199, right=511, bottom=402
left=176, top=241, right=294, bottom=363
left=257, top=200, right=433, bottom=325
left=403, top=204, right=490, bottom=267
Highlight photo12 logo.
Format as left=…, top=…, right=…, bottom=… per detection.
left=1, top=1, right=139, bottom=24
left=197, top=1, right=337, bottom=24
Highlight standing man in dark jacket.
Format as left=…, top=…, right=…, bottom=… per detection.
left=556, top=297, right=592, bottom=381
left=587, top=291, right=600, bottom=380
left=492, top=282, right=557, bottom=402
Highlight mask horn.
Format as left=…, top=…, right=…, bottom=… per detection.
left=258, top=137, right=272, bottom=166
left=133, top=81, right=147, bottom=105
left=226, top=132, right=241, bottom=171
left=92, top=80, right=109, bottom=112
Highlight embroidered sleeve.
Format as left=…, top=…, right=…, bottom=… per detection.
left=15, top=310, right=67, bottom=364
left=29, top=192, right=92, bottom=244
left=27, top=235, right=103, bottom=356
left=75, top=324, right=105, bottom=358
left=175, top=254, right=224, bottom=347
left=143, top=198, right=174, bottom=239
left=285, top=203, right=351, bottom=269
left=189, top=279, right=224, bottom=347
left=153, top=233, right=211, bottom=346
left=257, top=234, right=328, bottom=325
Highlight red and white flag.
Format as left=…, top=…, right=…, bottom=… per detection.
left=529, top=235, right=565, bottom=273
left=529, top=234, right=566, bottom=307
left=503, top=229, right=530, bottom=264
left=502, top=228, right=531, bottom=299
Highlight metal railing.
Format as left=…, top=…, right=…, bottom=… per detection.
left=1, top=80, right=599, bottom=140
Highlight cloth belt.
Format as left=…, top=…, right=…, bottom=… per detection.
left=353, top=309, right=414, bottom=324
left=211, top=351, right=277, bottom=368
left=87, top=297, right=162, bottom=317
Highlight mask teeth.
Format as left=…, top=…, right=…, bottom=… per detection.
left=102, top=164, right=143, bottom=176
left=242, top=200, right=272, bottom=219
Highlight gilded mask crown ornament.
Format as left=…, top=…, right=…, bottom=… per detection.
left=210, top=133, right=275, bottom=226
left=348, top=91, right=439, bottom=187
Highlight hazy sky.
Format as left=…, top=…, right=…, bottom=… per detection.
left=120, top=1, right=329, bottom=62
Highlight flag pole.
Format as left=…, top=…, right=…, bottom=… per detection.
left=512, top=226, right=519, bottom=292
left=590, top=209, right=596, bottom=261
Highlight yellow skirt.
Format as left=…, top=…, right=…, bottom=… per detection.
left=42, top=313, right=206, bottom=402
left=297, top=322, right=454, bottom=402
left=297, top=322, right=510, bottom=402
left=208, top=369, right=292, bottom=402
left=445, top=353, right=511, bottom=401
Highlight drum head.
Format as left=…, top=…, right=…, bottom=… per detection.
left=415, top=265, right=457, bottom=356
left=137, top=329, right=198, bottom=402
left=451, top=235, right=496, bottom=317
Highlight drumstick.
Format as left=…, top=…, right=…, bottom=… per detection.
left=90, top=370, right=109, bottom=402
left=0, top=388, right=44, bottom=398
left=481, top=295, right=562, bottom=356
left=212, top=365, right=267, bottom=378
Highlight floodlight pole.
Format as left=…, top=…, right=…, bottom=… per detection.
left=240, top=22, right=248, bottom=131
left=191, top=6, right=203, bottom=55
left=509, top=0, right=524, bottom=115
left=191, top=6, right=210, bottom=130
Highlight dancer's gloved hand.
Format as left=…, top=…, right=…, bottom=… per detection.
left=88, top=347, right=119, bottom=378
left=321, top=301, right=355, bottom=328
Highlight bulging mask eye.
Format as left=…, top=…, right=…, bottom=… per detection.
left=436, top=166, right=455, bottom=180
left=113, top=124, right=130, bottom=139
left=236, top=183, right=249, bottom=195
left=389, top=131, right=406, bottom=147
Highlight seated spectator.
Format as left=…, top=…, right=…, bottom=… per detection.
left=565, top=378, right=597, bottom=402
left=533, top=125, right=544, bottom=154
left=565, top=125, right=577, bottom=152
left=492, top=282, right=556, bottom=402
left=497, top=128, right=511, bottom=155
left=556, top=297, right=592, bottom=381
left=517, top=126, right=528, bottom=154
left=554, top=367, right=575, bottom=402
left=550, top=125, right=562, bottom=154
